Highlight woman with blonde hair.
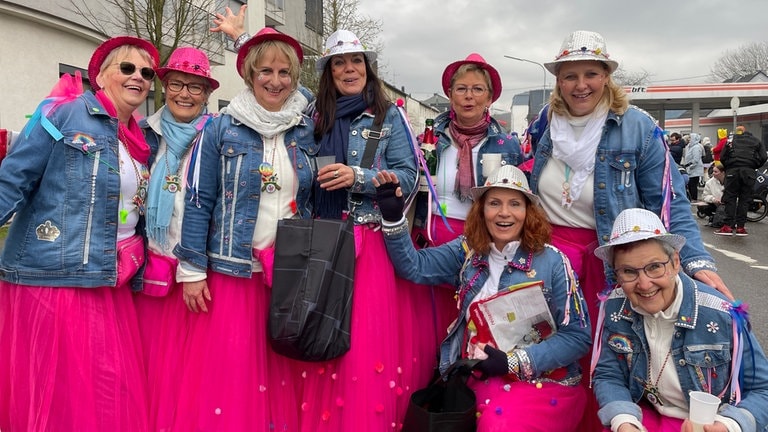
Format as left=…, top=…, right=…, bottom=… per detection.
left=527, top=30, right=730, bottom=430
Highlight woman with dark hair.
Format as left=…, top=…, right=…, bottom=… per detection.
left=374, top=165, right=591, bottom=431
left=296, top=29, right=418, bottom=432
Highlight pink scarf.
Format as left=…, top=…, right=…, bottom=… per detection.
left=94, top=90, right=150, bottom=164
left=449, top=115, right=490, bottom=201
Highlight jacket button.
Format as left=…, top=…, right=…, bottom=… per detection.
left=678, top=359, right=686, bottom=366
left=351, top=130, right=358, bottom=136
left=598, top=183, right=606, bottom=189
left=599, top=155, right=605, bottom=161
left=227, top=148, right=234, bottom=154
left=602, top=234, right=609, bottom=242
left=298, top=164, right=303, bottom=169
left=598, top=209, right=606, bottom=215
left=351, top=150, right=358, bottom=157
left=290, top=141, right=297, bottom=147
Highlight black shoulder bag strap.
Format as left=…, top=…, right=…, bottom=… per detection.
left=349, top=117, right=384, bottom=209
left=360, top=120, right=383, bottom=168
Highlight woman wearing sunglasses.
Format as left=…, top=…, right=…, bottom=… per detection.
left=133, top=46, right=219, bottom=431
left=0, top=36, right=158, bottom=431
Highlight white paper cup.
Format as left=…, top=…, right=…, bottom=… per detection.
left=315, top=156, right=336, bottom=171
left=689, top=391, right=720, bottom=427
left=482, top=153, right=502, bottom=177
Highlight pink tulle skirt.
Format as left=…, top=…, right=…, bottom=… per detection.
left=133, top=281, right=191, bottom=432
left=470, top=377, right=586, bottom=432
left=165, top=270, right=302, bottom=432
left=297, top=225, right=409, bottom=431
left=399, top=216, right=465, bottom=401
left=600, top=403, right=684, bottom=431
left=0, top=281, right=149, bottom=432
left=551, top=225, right=605, bottom=432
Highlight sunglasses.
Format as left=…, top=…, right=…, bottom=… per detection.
left=115, top=62, right=156, bottom=81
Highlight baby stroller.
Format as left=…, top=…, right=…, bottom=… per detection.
left=747, top=168, right=768, bottom=222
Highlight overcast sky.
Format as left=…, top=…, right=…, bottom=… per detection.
left=356, top=0, right=767, bottom=111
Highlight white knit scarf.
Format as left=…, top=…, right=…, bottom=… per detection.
left=222, top=88, right=308, bottom=138
left=550, top=104, right=609, bottom=204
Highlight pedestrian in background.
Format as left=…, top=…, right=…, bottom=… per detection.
left=716, top=125, right=768, bottom=236
left=700, top=161, right=725, bottom=226
left=683, top=132, right=704, bottom=201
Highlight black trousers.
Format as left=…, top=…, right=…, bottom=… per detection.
left=722, top=167, right=756, bottom=228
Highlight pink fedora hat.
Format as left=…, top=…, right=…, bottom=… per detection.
left=88, top=36, right=159, bottom=91
left=441, top=53, right=502, bottom=102
left=156, top=46, right=219, bottom=90
left=236, top=27, right=303, bottom=78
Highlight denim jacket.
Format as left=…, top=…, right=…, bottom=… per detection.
left=173, top=113, right=317, bottom=277
left=382, top=221, right=591, bottom=381
left=593, top=276, right=768, bottom=431
left=529, top=107, right=716, bottom=278
left=413, top=113, right=522, bottom=224
left=0, top=92, right=145, bottom=290
left=310, top=105, right=417, bottom=225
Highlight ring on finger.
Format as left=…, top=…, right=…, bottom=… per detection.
left=333, top=170, right=340, bottom=178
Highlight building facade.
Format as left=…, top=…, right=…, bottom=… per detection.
left=0, top=0, right=324, bottom=132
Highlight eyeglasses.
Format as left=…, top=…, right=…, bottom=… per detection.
left=166, top=80, right=207, bottom=95
left=115, top=62, right=155, bottom=81
left=613, top=259, right=671, bottom=283
left=452, top=86, right=488, bottom=97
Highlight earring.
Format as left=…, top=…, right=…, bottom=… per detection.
left=484, top=106, right=491, bottom=122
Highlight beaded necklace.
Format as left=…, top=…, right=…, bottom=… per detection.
left=642, top=346, right=673, bottom=406
left=118, top=128, right=148, bottom=217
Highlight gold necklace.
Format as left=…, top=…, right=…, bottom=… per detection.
left=642, top=346, right=673, bottom=406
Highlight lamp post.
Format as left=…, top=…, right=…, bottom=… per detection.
left=505, top=55, right=548, bottom=122
left=504, top=55, right=547, bottom=92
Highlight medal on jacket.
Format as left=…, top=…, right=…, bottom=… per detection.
left=259, top=162, right=281, bottom=193
left=638, top=347, right=673, bottom=407
left=260, top=137, right=282, bottom=193
left=164, top=174, right=181, bottom=193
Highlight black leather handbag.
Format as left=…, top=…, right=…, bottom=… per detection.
left=268, top=217, right=355, bottom=361
left=402, top=359, right=480, bottom=432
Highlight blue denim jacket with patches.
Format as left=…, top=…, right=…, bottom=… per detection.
left=308, top=105, right=417, bottom=225
left=413, top=113, right=522, bottom=225
left=173, top=113, right=316, bottom=277
left=383, top=224, right=591, bottom=381
left=528, top=107, right=716, bottom=278
left=593, top=276, right=768, bottom=431
left=0, top=92, right=145, bottom=290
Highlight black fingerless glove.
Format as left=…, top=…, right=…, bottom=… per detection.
left=475, top=345, right=510, bottom=377
left=375, top=182, right=404, bottom=222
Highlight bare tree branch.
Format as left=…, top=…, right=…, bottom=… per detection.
left=65, top=0, right=225, bottom=110
left=710, top=41, right=768, bottom=82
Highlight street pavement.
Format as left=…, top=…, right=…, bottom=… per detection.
left=693, top=208, right=768, bottom=347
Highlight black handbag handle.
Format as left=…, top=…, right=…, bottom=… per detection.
left=435, top=358, right=482, bottom=385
